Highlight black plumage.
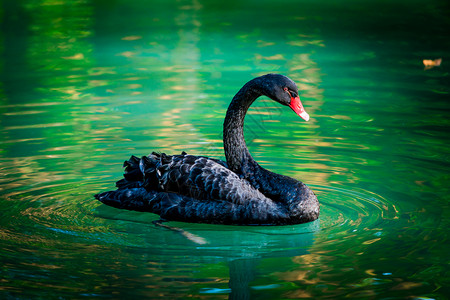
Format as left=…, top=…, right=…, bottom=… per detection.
left=95, top=74, right=320, bottom=225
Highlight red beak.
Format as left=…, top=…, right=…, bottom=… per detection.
left=288, top=96, right=310, bottom=121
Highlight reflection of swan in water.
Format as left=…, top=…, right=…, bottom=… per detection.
left=95, top=74, right=319, bottom=225
left=169, top=221, right=319, bottom=299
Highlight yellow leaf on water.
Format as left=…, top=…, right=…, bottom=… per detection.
left=423, top=58, right=442, bottom=70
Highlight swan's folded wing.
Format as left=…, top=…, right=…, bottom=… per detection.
left=140, top=153, right=270, bottom=205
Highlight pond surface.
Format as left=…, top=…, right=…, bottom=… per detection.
left=1, top=0, right=449, bottom=298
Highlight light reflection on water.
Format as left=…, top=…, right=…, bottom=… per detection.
left=1, top=0, right=449, bottom=298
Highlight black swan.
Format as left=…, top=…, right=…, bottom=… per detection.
left=95, top=74, right=320, bottom=225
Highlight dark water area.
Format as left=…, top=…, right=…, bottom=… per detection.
left=0, top=0, right=449, bottom=298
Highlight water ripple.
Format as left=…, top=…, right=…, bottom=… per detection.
left=313, top=185, right=398, bottom=233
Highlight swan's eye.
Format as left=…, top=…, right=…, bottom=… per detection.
left=284, top=87, right=292, bottom=97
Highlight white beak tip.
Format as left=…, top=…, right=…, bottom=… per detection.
left=300, top=111, right=310, bottom=122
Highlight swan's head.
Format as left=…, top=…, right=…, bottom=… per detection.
left=258, top=74, right=310, bottom=121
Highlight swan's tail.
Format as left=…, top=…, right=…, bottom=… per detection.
left=113, top=153, right=158, bottom=190
left=94, top=152, right=187, bottom=214
left=113, top=151, right=189, bottom=191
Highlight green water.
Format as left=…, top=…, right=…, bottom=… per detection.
left=1, top=0, right=449, bottom=298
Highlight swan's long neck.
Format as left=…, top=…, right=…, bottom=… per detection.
left=223, top=80, right=261, bottom=173
left=222, top=76, right=320, bottom=218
